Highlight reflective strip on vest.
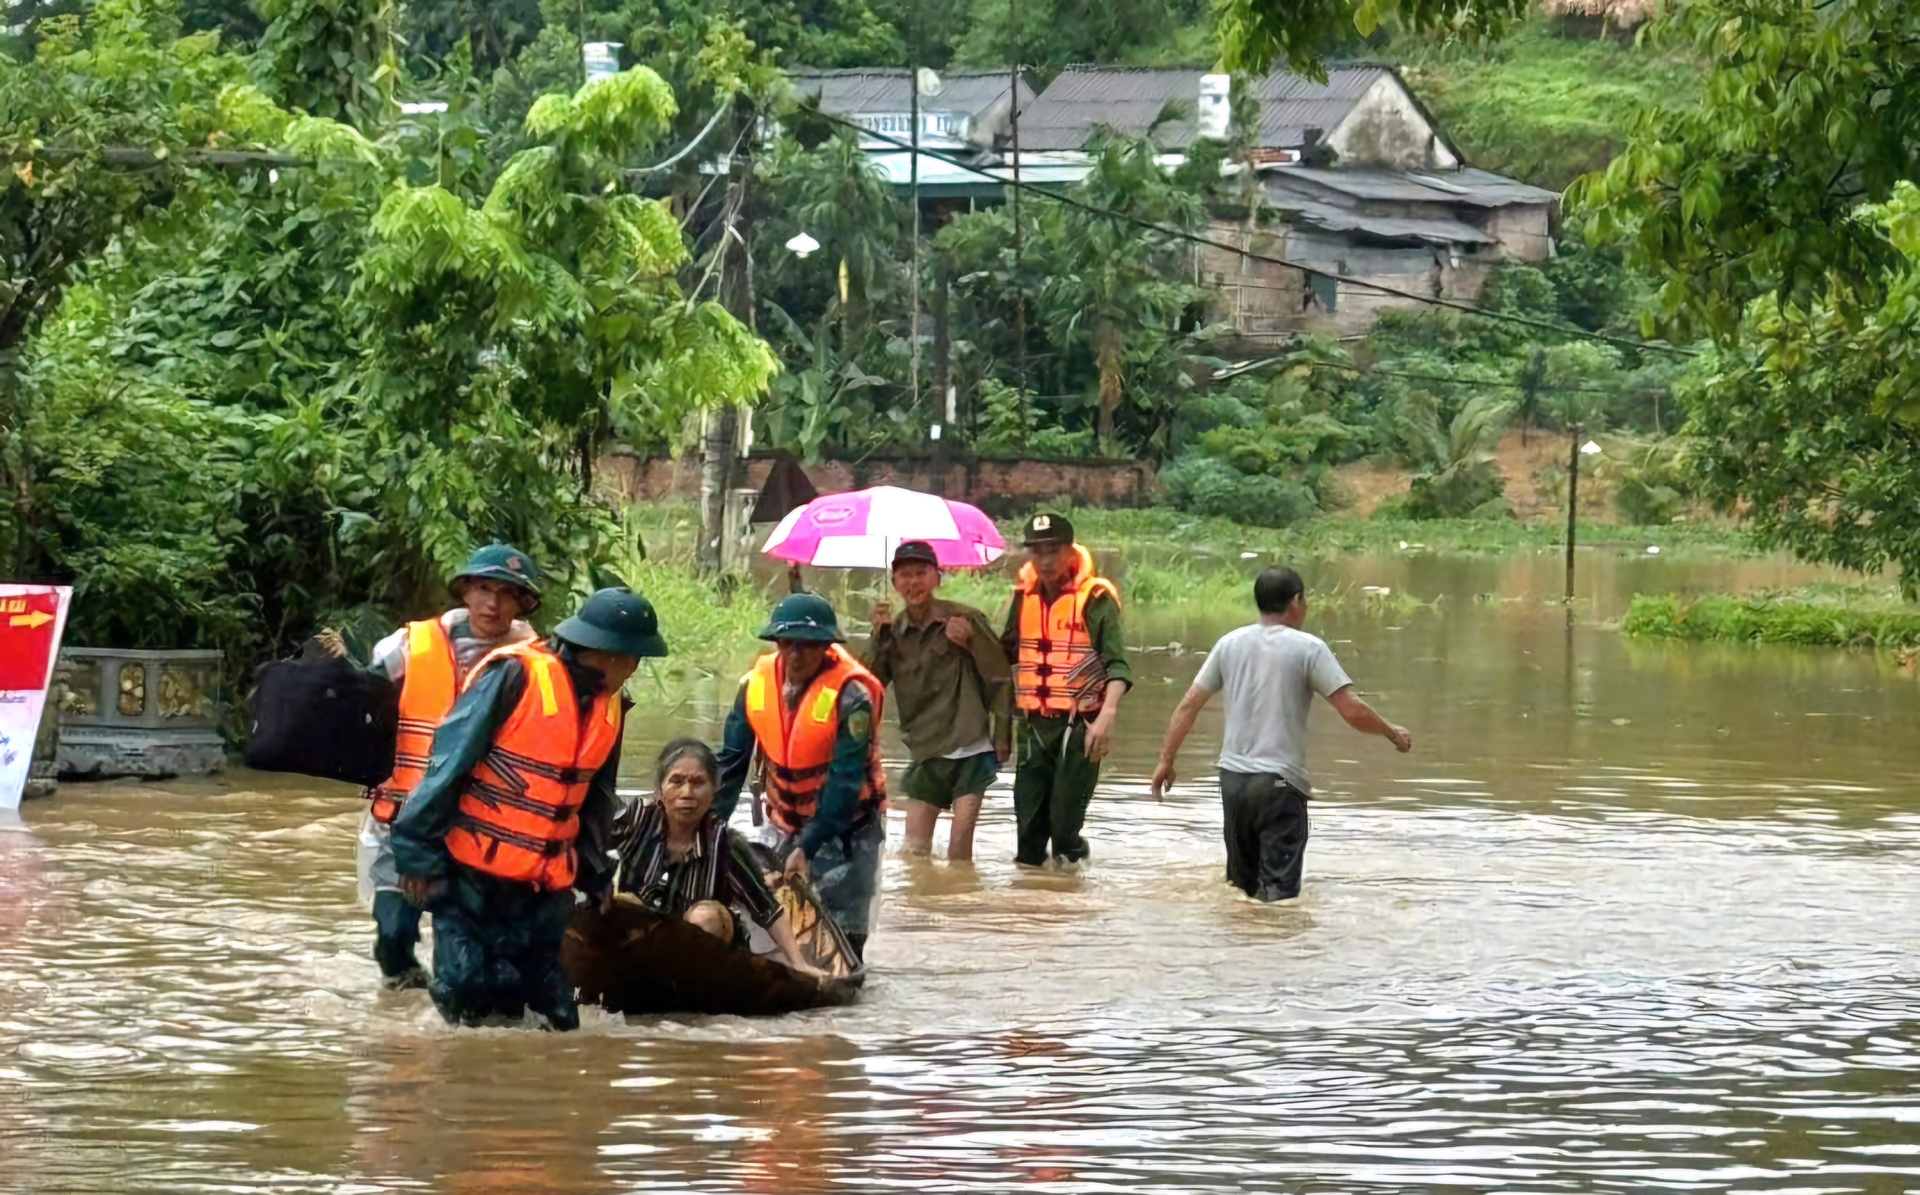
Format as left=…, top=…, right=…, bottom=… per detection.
left=1013, top=544, right=1118, bottom=716
left=445, top=643, right=622, bottom=892
left=370, top=618, right=457, bottom=824
left=742, top=645, right=887, bottom=837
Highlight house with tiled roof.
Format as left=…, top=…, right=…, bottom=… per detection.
left=1016, top=64, right=1559, bottom=340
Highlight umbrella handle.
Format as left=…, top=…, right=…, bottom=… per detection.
left=787, top=564, right=805, bottom=594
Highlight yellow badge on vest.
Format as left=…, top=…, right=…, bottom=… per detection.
left=746, top=672, right=766, bottom=712
left=810, top=686, right=839, bottom=723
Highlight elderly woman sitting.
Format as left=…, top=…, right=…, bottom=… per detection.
left=612, top=738, right=819, bottom=975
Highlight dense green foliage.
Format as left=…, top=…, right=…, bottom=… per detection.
left=1148, top=232, right=1683, bottom=526
left=1216, top=0, right=1524, bottom=77
left=1396, top=17, right=1702, bottom=190
left=1624, top=587, right=1920, bottom=651
left=1578, top=0, right=1920, bottom=591
left=1, top=1, right=773, bottom=702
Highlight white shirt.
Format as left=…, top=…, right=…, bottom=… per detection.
left=368, top=608, right=534, bottom=686
left=1193, top=622, right=1353, bottom=794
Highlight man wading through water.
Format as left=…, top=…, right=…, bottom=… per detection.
left=863, top=541, right=1012, bottom=862
left=1149, top=567, right=1413, bottom=901
left=715, top=593, right=888, bottom=961
left=1003, top=513, right=1130, bottom=869
left=319, top=543, right=542, bottom=990
left=392, top=588, right=663, bottom=1029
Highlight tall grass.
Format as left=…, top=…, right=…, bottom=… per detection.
left=1624, top=586, right=1920, bottom=650
left=609, top=500, right=1606, bottom=669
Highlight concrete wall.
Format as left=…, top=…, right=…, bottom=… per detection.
left=1327, top=77, right=1460, bottom=171
left=607, top=452, right=1162, bottom=514
left=1479, top=204, right=1554, bottom=262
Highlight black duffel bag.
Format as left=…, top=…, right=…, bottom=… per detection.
left=245, top=657, right=399, bottom=787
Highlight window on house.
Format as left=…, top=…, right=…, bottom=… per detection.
left=1309, top=272, right=1338, bottom=312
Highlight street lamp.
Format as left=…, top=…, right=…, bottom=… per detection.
left=785, top=232, right=820, bottom=259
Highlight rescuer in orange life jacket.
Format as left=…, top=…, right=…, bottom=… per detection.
left=390, top=587, right=663, bottom=1030
left=1000, top=512, right=1132, bottom=868
left=318, top=544, right=543, bottom=991
left=712, top=593, right=888, bottom=962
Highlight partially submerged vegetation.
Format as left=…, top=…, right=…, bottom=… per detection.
left=1623, top=586, right=1920, bottom=651
left=618, top=500, right=1760, bottom=670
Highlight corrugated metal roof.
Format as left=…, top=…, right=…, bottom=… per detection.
left=1264, top=165, right=1559, bottom=206
left=1016, top=65, right=1393, bottom=152
left=787, top=70, right=1034, bottom=119
left=1269, top=196, right=1496, bottom=244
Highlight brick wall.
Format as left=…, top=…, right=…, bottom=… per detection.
left=605, top=452, right=1162, bottom=515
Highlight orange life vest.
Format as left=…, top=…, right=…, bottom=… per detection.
left=1013, top=544, right=1120, bottom=716
left=369, top=619, right=458, bottom=824
left=742, top=645, right=887, bottom=837
left=444, top=641, right=623, bottom=892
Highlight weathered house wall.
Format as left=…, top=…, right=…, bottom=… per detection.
left=1327, top=76, right=1461, bottom=171
left=1478, top=204, right=1554, bottom=261
left=1200, top=220, right=1311, bottom=342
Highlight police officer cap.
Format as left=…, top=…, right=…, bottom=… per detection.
left=555, top=587, right=668, bottom=659
left=1022, top=512, right=1074, bottom=547
left=758, top=592, right=845, bottom=644
left=452, top=543, right=543, bottom=612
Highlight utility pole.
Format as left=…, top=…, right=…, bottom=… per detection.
left=698, top=96, right=750, bottom=574
left=1009, top=0, right=1027, bottom=437
left=1564, top=421, right=1584, bottom=605
left=908, top=37, right=922, bottom=431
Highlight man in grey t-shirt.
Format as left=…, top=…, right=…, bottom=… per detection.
left=1149, top=566, right=1412, bottom=900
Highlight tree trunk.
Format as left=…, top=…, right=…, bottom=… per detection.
left=1095, top=327, right=1123, bottom=449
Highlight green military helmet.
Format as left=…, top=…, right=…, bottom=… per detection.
left=757, top=592, right=845, bottom=644
left=555, top=587, right=669, bottom=659
left=451, top=543, right=543, bottom=613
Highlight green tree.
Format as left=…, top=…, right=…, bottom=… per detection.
left=1577, top=0, right=1920, bottom=588
left=0, top=0, right=275, bottom=569
left=1217, top=0, right=1524, bottom=76
left=935, top=136, right=1220, bottom=453
left=8, top=4, right=780, bottom=698
left=757, top=130, right=905, bottom=358
left=955, top=0, right=1208, bottom=76
left=254, top=0, right=399, bottom=129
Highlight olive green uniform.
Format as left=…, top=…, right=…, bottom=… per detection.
left=1001, top=591, right=1130, bottom=865
left=861, top=599, right=1012, bottom=810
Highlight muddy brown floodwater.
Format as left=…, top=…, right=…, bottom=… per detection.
left=5, top=547, right=1920, bottom=1193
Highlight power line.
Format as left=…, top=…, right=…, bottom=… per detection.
left=627, top=99, right=734, bottom=178
left=816, top=111, right=1697, bottom=360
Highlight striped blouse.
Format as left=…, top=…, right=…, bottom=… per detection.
left=612, top=800, right=784, bottom=927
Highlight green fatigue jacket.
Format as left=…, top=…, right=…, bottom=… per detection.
left=390, top=640, right=627, bottom=899
left=1000, top=588, right=1133, bottom=715
left=860, top=599, right=1012, bottom=761
left=713, top=679, right=875, bottom=860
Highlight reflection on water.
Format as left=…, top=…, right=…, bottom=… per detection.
left=5, top=550, right=1919, bottom=1192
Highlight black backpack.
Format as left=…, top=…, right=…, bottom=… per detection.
left=244, top=657, right=400, bottom=787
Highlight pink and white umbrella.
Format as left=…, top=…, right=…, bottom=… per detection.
left=760, top=486, right=1005, bottom=569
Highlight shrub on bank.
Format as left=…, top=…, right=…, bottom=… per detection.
left=1623, top=589, right=1920, bottom=649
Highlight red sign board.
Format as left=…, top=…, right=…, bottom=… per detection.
left=0, top=590, right=62, bottom=691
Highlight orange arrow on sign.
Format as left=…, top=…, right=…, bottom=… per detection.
left=9, top=611, right=52, bottom=629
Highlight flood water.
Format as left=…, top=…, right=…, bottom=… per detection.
left=6, top=547, right=1920, bottom=1193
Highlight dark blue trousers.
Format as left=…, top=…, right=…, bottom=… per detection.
left=427, top=867, right=580, bottom=1030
